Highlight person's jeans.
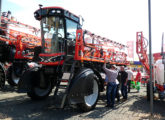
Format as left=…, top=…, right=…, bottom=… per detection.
left=106, top=82, right=117, bottom=107
left=121, top=83, right=127, bottom=99
left=116, top=84, right=120, bottom=101
left=127, top=80, right=131, bottom=92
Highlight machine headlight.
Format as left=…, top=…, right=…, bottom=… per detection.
left=56, top=10, right=61, bottom=13
left=51, top=10, right=56, bottom=13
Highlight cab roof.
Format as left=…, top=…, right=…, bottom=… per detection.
left=34, top=6, right=80, bottom=23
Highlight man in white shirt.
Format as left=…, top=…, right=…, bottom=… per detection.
left=126, top=67, right=134, bottom=93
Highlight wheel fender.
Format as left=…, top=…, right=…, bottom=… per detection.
left=68, top=68, right=95, bottom=103
left=93, top=70, right=104, bottom=92
left=17, top=67, right=40, bottom=93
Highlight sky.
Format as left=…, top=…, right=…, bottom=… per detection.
left=2, top=0, right=165, bottom=60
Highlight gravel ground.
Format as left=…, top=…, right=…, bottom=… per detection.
left=0, top=84, right=165, bottom=120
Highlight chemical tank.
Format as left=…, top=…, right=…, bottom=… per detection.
left=154, top=59, right=164, bottom=85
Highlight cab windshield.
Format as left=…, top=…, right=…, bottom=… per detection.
left=41, top=16, right=64, bottom=54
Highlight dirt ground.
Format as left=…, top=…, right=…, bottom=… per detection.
left=0, top=84, right=165, bottom=120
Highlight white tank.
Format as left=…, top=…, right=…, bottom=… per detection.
left=154, top=59, right=164, bottom=85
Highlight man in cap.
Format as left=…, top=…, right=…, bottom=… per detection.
left=103, top=60, right=118, bottom=108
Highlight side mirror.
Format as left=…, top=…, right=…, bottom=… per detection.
left=79, top=15, right=84, bottom=27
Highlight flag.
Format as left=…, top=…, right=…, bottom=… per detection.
left=127, top=41, right=134, bottom=58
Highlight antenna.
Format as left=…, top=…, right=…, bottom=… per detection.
left=79, top=15, right=84, bottom=27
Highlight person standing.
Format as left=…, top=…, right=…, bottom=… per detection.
left=118, top=66, right=128, bottom=100
left=103, top=60, right=118, bottom=108
left=126, top=67, right=134, bottom=93
left=135, top=68, right=142, bottom=92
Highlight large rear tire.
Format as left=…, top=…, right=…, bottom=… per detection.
left=0, top=63, right=6, bottom=89
left=78, top=75, right=99, bottom=112
left=27, top=76, right=52, bottom=100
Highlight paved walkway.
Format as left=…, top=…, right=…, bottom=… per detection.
left=0, top=85, right=165, bottom=120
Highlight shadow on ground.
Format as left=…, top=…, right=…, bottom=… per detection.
left=0, top=94, right=82, bottom=120
left=0, top=86, right=165, bottom=120
left=129, top=96, right=165, bottom=120
left=0, top=92, right=123, bottom=120
left=0, top=84, right=17, bottom=93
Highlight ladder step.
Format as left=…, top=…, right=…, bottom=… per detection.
left=61, top=79, right=69, bottom=82
left=58, top=85, right=67, bottom=89
left=66, top=55, right=74, bottom=57
left=61, top=73, right=71, bottom=80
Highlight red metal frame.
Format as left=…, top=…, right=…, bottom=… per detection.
left=153, top=53, right=162, bottom=62
left=0, top=15, right=41, bottom=60
left=75, top=29, right=128, bottom=65
left=136, top=32, right=164, bottom=91
left=136, top=32, right=150, bottom=75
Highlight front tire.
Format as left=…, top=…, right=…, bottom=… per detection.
left=27, top=75, right=53, bottom=100
left=78, top=75, right=99, bottom=112
left=7, top=64, right=23, bottom=86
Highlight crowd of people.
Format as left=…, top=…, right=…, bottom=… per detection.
left=103, top=59, right=142, bottom=108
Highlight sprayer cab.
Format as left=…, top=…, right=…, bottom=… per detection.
left=34, top=7, right=81, bottom=64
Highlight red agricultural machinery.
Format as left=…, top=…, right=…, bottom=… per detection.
left=136, top=31, right=165, bottom=100
left=0, top=11, right=41, bottom=88
left=18, top=6, right=129, bottom=111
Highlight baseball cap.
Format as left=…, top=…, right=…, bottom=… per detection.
left=111, top=65, right=117, bottom=69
